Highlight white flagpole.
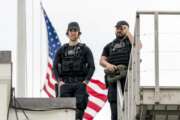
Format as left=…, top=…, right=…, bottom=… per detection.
left=17, top=0, right=27, bottom=97
left=40, top=1, right=43, bottom=97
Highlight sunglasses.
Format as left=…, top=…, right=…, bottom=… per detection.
left=116, top=25, right=127, bottom=30
left=69, top=28, right=78, bottom=32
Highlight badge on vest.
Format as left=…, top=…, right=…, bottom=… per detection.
left=68, top=49, right=75, bottom=55
left=112, top=42, right=125, bottom=51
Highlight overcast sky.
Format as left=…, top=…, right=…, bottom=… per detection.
left=1, top=0, right=180, bottom=119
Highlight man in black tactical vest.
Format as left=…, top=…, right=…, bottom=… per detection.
left=53, top=21, right=95, bottom=120
left=100, top=20, right=140, bottom=120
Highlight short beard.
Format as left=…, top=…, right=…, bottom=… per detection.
left=116, top=34, right=126, bottom=39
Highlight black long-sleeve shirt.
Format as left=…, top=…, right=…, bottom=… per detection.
left=53, top=43, right=95, bottom=83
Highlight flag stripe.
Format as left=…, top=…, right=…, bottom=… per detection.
left=47, top=66, right=57, bottom=84
left=85, top=107, right=97, bottom=117
left=89, top=79, right=107, bottom=90
left=87, top=101, right=101, bottom=112
left=48, top=62, right=52, bottom=69
left=83, top=112, right=93, bottom=120
left=44, top=77, right=56, bottom=96
left=88, top=94, right=106, bottom=107
left=46, top=73, right=55, bottom=89
left=87, top=81, right=107, bottom=95
left=86, top=85, right=107, bottom=102
left=44, top=84, right=55, bottom=97
left=43, top=85, right=53, bottom=97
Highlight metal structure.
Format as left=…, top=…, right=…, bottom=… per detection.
left=117, top=11, right=180, bottom=120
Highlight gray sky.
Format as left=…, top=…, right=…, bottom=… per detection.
left=1, top=0, right=180, bottom=119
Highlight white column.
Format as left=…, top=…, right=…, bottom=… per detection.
left=17, top=0, right=27, bottom=97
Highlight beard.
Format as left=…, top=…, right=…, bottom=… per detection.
left=116, top=32, right=126, bottom=39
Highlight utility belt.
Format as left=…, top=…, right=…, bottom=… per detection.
left=105, top=64, right=128, bottom=83
left=62, top=76, right=85, bottom=83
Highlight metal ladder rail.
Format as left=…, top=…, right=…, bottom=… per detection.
left=117, top=45, right=134, bottom=120
left=117, top=80, right=125, bottom=120
left=125, top=12, right=141, bottom=120
left=117, top=13, right=141, bottom=120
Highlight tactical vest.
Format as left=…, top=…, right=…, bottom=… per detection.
left=59, top=43, right=88, bottom=77
left=108, top=37, right=132, bottom=65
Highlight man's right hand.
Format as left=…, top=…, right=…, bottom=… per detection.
left=105, top=63, right=117, bottom=72
left=58, top=80, right=65, bottom=86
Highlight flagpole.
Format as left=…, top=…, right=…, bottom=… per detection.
left=40, top=0, right=43, bottom=97
left=17, top=0, right=27, bottom=97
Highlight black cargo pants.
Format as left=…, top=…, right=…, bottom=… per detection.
left=60, top=82, right=89, bottom=120
left=107, top=77, right=126, bottom=120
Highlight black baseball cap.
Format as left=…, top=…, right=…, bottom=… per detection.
left=115, top=20, right=129, bottom=28
left=67, top=21, right=80, bottom=31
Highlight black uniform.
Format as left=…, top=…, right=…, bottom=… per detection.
left=53, top=43, right=95, bottom=120
left=101, top=36, right=131, bottom=120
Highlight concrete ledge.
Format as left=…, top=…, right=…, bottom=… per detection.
left=9, top=108, right=76, bottom=120
left=0, top=51, right=11, bottom=63
left=11, top=97, right=76, bottom=110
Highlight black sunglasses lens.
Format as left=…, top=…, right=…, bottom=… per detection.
left=69, top=28, right=78, bottom=32
left=117, top=26, right=125, bottom=30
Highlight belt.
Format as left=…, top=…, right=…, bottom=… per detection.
left=62, top=77, right=84, bottom=83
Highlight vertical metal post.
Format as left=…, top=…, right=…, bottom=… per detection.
left=135, top=13, right=141, bottom=105
left=133, top=13, right=141, bottom=120
left=17, top=0, right=27, bottom=97
left=117, top=80, right=124, bottom=120
left=117, top=81, right=120, bottom=120
left=154, top=12, right=160, bottom=104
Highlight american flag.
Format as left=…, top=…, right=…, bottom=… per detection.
left=42, top=6, right=61, bottom=97
left=41, top=5, right=108, bottom=120
left=83, top=79, right=108, bottom=120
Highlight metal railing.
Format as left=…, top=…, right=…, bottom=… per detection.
left=117, top=11, right=141, bottom=120
left=117, top=31, right=140, bottom=120
left=117, top=80, right=124, bottom=120
left=117, top=11, right=180, bottom=120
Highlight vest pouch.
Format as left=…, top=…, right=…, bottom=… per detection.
left=62, top=60, right=72, bottom=72
left=73, top=59, right=82, bottom=71
left=57, top=64, right=62, bottom=75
